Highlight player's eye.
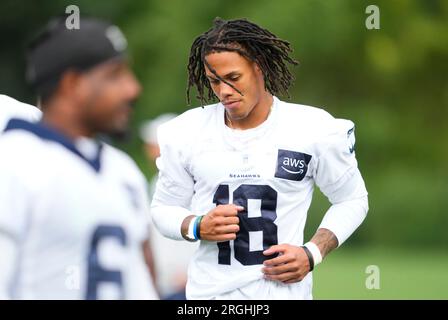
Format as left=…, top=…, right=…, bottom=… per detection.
left=229, top=76, right=240, bottom=82
left=209, top=78, right=220, bottom=85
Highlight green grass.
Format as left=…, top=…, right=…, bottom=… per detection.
left=312, top=246, right=448, bottom=299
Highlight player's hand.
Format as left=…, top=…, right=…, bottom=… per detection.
left=262, top=244, right=311, bottom=284
left=199, top=204, right=243, bottom=242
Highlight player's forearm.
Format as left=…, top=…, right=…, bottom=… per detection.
left=318, top=195, right=368, bottom=247
left=151, top=204, right=195, bottom=241
left=181, top=215, right=196, bottom=240
left=309, top=228, right=339, bottom=259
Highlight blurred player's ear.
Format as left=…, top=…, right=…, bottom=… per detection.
left=58, top=70, right=88, bottom=103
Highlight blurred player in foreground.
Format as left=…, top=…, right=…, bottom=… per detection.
left=140, top=114, right=198, bottom=299
left=151, top=18, right=369, bottom=299
left=0, top=94, right=41, bottom=130
left=0, top=17, right=158, bottom=299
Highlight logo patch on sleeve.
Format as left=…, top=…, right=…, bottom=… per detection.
left=275, top=149, right=312, bottom=181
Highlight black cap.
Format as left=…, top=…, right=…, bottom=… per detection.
left=26, top=16, right=128, bottom=91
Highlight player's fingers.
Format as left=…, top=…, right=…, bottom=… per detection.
left=263, top=244, right=287, bottom=256
left=216, top=233, right=237, bottom=242
left=215, top=204, right=244, bottom=216
left=262, top=263, right=296, bottom=276
left=222, top=216, right=239, bottom=225
left=212, top=216, right=239, bottom=227
left=263, top=253, right=294, bottom=266
left=219, top=204, right=244, bottom=211
left=216, top=224, right=239, bottom=234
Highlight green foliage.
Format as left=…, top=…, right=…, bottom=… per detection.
left=1, top=0, right=446, bottom=248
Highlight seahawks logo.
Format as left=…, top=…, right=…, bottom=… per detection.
left=347, top=127, right=355, bottom=154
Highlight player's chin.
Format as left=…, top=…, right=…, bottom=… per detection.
left=227, top=108, right=248, bottom=121
left=104, top=125, right=131, bottom=141
left=100, top=117, right=131, bottom=141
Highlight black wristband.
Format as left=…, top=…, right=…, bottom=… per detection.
left=301, top=245, right=315, bottom=272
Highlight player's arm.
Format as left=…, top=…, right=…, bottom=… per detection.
left=151, top=123, right=242, bottom=242
left=149, top=122, right=196, bottom=240
left=263, top=119, right=368, bottom=283
left=308, top=228, right=339, bottom=258
left=304, top=120, right=369, bottom=267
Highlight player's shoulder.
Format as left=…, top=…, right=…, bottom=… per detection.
left=276, top=98, right=333, bottom=122
left=276, top=98, right=355, bottom=136
left=0, top=119, right=44, bottom=150
left=158, top=102, right=219, bottom=142
left=0, top=121, right=50, bottom=177
left=102, top=143, right=139, bottom=169
left=101, top=143, right=146, bottom=180
left=0, top=95, right=42, bottom=129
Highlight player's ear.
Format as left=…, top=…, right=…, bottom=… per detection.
left=59, top=69, right=88, bottom=102
left=253, top=61, right=262, bottom=74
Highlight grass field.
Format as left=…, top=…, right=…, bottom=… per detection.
left=312, top=246, right=448, bottom=299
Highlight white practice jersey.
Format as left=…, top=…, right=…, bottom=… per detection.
left=0, top=95, right=41, bottom=130
left=0, top=119, right=158, bottom=300
left=151, top=97, right=368, bottom=299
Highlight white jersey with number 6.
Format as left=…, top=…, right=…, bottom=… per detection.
left=0, top=119, right=158, bottom=300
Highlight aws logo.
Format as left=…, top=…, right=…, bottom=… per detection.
left=275, top=149, right=312, bottom=181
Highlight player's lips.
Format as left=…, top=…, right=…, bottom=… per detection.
left=222, top=100, right=241, bottom=109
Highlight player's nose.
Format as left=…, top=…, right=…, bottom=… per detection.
left=124, top=72, right=141, bottom=100
left=218, top=81, right=236, bottom=99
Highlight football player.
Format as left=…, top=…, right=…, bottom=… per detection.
left=0, top=17, right=158, bottom=299
left=151, top=18, right=369, bottom=299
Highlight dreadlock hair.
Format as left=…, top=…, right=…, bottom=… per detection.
left=187, top=17, right=299, bottom=105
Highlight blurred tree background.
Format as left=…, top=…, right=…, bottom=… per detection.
left=0, top=0, right=447, bottom=298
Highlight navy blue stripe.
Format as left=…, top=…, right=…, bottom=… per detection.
left=4, top=118, right=103, bottom=172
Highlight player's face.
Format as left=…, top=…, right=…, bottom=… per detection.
left=204, top=51, right=270, bottom=126
left=79, top=59, right=141, bottom=137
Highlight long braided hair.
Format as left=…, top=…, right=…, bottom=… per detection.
left=187, top=17, right=298, bottom=105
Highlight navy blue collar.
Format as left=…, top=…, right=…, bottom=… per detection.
left=4, top=118, right=103, bottom=172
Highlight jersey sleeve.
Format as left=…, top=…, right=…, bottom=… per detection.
left=313, top=118, right=369, bottom=245
left=150, top=122, right=195, bottom=241
left=0, top=157, right=30, bottom=299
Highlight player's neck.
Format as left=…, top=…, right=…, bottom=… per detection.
left=226, top=94, right=273, bottom=130
left=41, top=100, right=94, bottom=140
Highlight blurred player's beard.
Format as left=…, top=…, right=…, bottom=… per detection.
left=83, top=99, right=135, bottom=142
left=105, top=126, right=132, bottom=141
left=96, top=119, right=133, bottom=144
left=101, top=105, right=134, bottom=142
